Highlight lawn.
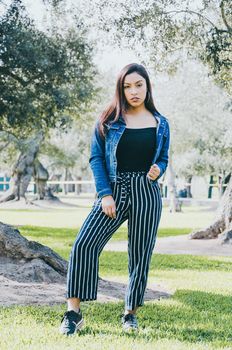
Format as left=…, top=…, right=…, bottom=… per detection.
left=0, top=251, right=232, bottom=349
left=0, top=205, right=215, bottom=229
left=18, top=225, right=191, bottom=260
left=1, top=206, right=232, bottom=349
left=0, top=227, right=232, bottom=350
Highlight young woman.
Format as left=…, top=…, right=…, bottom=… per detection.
left=60, top=63, right=170, bottom=335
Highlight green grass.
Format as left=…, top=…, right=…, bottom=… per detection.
left=18, top=225, right=191, bottom=260
left=19, top=225, right=191, bottom=239
left=1, top=250, right=232, bottom=350
left=0, top=205, right=215, bottom=228
left=0, top=268, right=232, bottom=350
left=0, top=303, right=228, bottom=350
left=1, top=294, right=232, bottom=350
left=1, top=207, right=232, bottom=349
left=99, top=252, right=232, bottom=274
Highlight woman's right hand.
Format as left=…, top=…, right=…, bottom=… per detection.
left=101, top=195, right=116, bottom=219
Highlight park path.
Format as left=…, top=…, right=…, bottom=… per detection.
left=104, top=235, right=232, bottom=257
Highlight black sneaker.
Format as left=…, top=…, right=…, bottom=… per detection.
left=121, top=313, right=138, bottom=332
left=60, top=310, right=84, bottom=336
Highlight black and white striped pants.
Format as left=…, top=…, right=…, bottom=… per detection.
left=66, top=170, right=162, bottom=310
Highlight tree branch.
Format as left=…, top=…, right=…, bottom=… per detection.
left=220, top=0, right=232, bottom=32
left=0, top=67, right=46, bottom=88
left=164, top=9, right=218, bottom=30
left=0, top=67, right=27, bottom=87
left=0, top=141, right=10, bottom=153
left=0, top=0, right=8, bottom=8
left=0, top=131, right=19, bottom=144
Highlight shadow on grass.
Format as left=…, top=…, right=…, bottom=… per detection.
left=1, top=289, right=231, bottom=346
left=98, top=277, right=171, bottom=301
left=174, top=289, right=232, bottom=316
left=69, top=289, right=232, bottom=345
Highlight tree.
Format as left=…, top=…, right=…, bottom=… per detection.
left=152, top=59, right=231, bottom=209
left=40, top=116, right=94, bottom=195
left=0, top=0, right=98, bottom=282
left=0, top=0, right=97, bottom=201
left=88, top=0, right=232, bottom=243
left=91, top=0, right=231, bottom=94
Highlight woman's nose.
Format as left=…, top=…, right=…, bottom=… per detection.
left=130, top=88, right=138, bottom=95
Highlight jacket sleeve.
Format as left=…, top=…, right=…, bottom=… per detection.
left=89, top=121, right=113, bottom=199
left=155, top=120, right=170, bottom=181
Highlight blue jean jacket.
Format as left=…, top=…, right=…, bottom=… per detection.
left=89, top=111, right=170, bottom=199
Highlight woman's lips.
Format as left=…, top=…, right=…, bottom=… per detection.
left=130, top=98, right=139, bottom=101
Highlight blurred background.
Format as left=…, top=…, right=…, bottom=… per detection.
left=0, top=0, right=231, bottom=239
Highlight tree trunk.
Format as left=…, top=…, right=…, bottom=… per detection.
left=186, top=175, right=193, bottom=198
left=64, top=167, right=68, bottom=195
left=168, top=151, right=182, bottom=212
left=0, top=222, right=67, bottom=283
left=208, top=175, right=214, bottom=199
left=0, top=133, right=59, bottom=203
left=222, top=173, right=231, bottom=195
left=218, top=174, right=223, bottom=197
left=75, top=175, right=82, bottom=195
left=189, top=175, right=232, bottom=244
left=64, top=168, right=75, bottom=195
left=0, top=133, right=43, bottom=203
left=33, top=160, right=58, bottom=200
left=34, top=159, right=49, bottom=199
left=218, top=221, right=232, bottom=244
left=49, top=173, right=62, bottom=193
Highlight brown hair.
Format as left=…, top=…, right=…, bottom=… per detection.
left=97, top=63, right=160, bottom=138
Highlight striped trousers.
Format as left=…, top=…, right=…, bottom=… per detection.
left=66, top=170, right=162, bottom=310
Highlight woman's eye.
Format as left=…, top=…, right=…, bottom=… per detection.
left=124, top=84, right=142, bottom=89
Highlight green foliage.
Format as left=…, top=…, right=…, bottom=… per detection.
left=0, top=0, right=97, bottom=137
left=93, top=0, right=232, bottom=95
left=40, top=116, right=95, bottom=176
left=154, top=59, right=232, bottom=177
left=40, top=141, right=76, bottom=169
left=19, top=225, right=191, bottom=260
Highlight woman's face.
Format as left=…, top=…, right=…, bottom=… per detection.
left=123, top=72, right=147, bottom=108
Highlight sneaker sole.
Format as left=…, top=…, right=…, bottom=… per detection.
left=122, top=325, right=138, bottom=332
left=60, top=318, right=84, bottom=336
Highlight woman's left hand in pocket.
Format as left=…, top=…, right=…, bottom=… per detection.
left=147, top=164, right=160, bottom=180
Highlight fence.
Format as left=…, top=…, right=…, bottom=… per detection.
left=0, top=179, right=228, bottom=199
left=0, top=180, right=94, bottom=195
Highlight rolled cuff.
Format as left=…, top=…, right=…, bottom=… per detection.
left=97, top=188, right=113, bottom=199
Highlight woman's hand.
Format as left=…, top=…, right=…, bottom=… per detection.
left=101, top=195, right=116, bottom=219
left=147, top=164, right=160, bottom=180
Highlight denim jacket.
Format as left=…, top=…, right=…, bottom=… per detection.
left=89, top=111, right=170, bottom=199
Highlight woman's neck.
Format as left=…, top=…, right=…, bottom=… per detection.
left=125, top=104, right=147, bottom=117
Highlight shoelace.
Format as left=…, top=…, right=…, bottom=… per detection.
left=62, top=311, right=78, bottom=327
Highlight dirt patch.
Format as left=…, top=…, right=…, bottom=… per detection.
left=0, top=275, right=171, bottom=307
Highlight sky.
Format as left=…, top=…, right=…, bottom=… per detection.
left=0, top=0, right=140, bottom=77
left=0, top=0, right=220, bottom=80
left=1, top=0, right=226, bottom=107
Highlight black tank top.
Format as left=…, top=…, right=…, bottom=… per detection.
left=116, top=127, right=157, bottom=172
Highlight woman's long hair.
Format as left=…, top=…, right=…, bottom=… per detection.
left=98, top=63, right=160, bottom=138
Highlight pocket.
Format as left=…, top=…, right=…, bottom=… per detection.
left=146, top=176, right=161, bottom=195
left=145, top=175, right=156, bottom=186
left=153, top=182, right=162, bottom=199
